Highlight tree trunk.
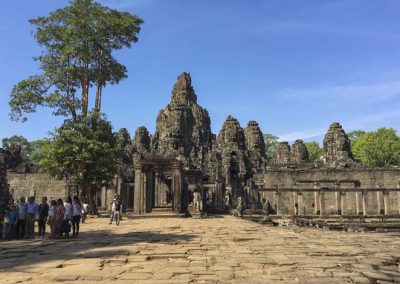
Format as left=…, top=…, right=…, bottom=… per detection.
left=94, top=84, right=102, bottom=112
left=81, top=65, right=89, bottom=119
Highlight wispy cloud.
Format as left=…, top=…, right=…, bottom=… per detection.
left=280, top=81, right=400, bottom=105
left=277, top=109, right=400, bottom=143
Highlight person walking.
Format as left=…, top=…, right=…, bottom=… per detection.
left=113, top=199, right=122, bottom=226
left=48, top=200, right=56, bottom=238
left=25, top=196, right=38, bottom=239
left=38, top=197, right=49, bottom=238
left=72, top=196, right=83, bottom=237
left=63, top=197, right=73, bottom=238
left=2, top=207, right=10, bottom=240
left=8, top=205, right=17, bottom=240
left=16, top=197, right=27, bottom=239
left=54, top=199, right=64, bottom=239
left=109, top=198, right=117, bottom=225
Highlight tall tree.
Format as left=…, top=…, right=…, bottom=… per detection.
left=39, top=113, right=119, bottom=212
left=351, top=128, right=400, bottom=167
left=9, top=0, right=143, bottom=122
left=2, top=135, right=31, bottom=162
left=304, top=141, right=323, bottom=162
left=348, top=130, right=366, bottom=142
left=263, top=133, right=279, bottom=157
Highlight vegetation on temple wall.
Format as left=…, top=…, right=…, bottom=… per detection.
left=304, top=141, right=324, bottom=162
left=9, top=0, right=143, bottom=122
left=1, top=135, right=47, bottom=164
left=351, top=128, right=400, bottom=168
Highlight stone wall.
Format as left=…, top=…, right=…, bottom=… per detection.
left=0, top=149, right=10, bottom=216
left=261, top=168, right=400, bottom=215
left=8, top=172, right=69, bottom=202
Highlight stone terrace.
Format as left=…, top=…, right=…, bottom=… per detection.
left=0, top=216, right=399, bottom=283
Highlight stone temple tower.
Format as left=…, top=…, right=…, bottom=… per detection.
left=323, top=122, right=353, bottom=167
left=152, top=72, right=213, bottom=169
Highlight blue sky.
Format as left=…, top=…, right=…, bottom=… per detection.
left=1, top=0, right=400, bottom=143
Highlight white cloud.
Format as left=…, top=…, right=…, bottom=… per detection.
left=277, top=109, right=400, bottom=143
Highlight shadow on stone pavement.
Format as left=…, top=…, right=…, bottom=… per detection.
left=0, top=230, right=195, bottom=271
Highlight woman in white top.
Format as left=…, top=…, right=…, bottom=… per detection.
left=72, top=196, right=83, bottom=237
left=48, top=200, right=56, bottom=238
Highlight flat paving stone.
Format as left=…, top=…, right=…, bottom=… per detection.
left=0, top=216, right=399, bottom=283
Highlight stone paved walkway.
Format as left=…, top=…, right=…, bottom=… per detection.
left=1, top=216, right=400, bottom=283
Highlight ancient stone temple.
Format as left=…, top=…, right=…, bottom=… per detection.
left=6, top=72, right=400, bottom=217
left=273, top=142, right=291, bottom=164
left=291, top=139, right=309, bottom=164
left=323, top=122, right=353, bottom=167
left=152, top=72, right=213, bottom=171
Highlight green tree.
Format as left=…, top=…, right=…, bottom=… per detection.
left=9, top=0, right=143, bottom=122
left=351, top=128, right=400, bottom=167
left=348, top=130, right=366, bottom=142
left=39, top=113, right=119, bottom=211
left=263, top=133, right=279, bottom=157
left=2, top=135, right=31, bottom=162
left=305, top=141, right=323, bottom=162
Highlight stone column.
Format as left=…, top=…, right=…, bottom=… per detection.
left=355, top=192, right=360, bottom=215
left=276, top=191, right=281, bottom=215
left=172, top=162, right=183, bottom=214
left=398, top=182, right=400, bottom=214
left=313, top=182, right=319, bottom=215
left=319, top=192, right=324, bottom=216
left=340, top=192, right=345, bottom=215
left=335, top=192, right=341, bottom=215
left=362, top=191, right=367, bottom=216
left=134, top=167, right=143, bottom=215
left=383, top=191, right=388, bottom=215
left=297, top=192, right=302, bottom=215
left=376, top=191, right=382, bottom=215
left=293, top=192, right=297, bottom=215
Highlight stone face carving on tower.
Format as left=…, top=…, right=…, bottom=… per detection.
left=274, top=142, right=291, bottom=164
left=133, top=126, right=151, bottom=155
left=152, top=72, right=213, bottom=168
left=116, top=128, right=133, bottom=179
left=323, top=122, right=353, bottom=167
left=244, top=120, right=266, bottom=171
left=291, top=139, right=309, bottom=163
left=211, top=115, right=249, bottom=197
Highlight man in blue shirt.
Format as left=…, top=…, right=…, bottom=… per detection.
left=25, top=196, right=38, bottom=239
left=8, top=205, right=17, bottom=240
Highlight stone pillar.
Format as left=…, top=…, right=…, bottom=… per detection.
left=134, top=167, right=143, bottom=215
left=376, top=191, right=382, bottom=215
left=154, top=172, right=159, bottom=207
left=398, top=182, right=400, bottom=214
left=319, top=192, right=324, bottom=216
left=383, top=191, right=388, bottom=215
left=172, top=162, right=183, bottom=214
left=362, top=191, right=367, bottom=216
left=340, top=192, right=345, bottom=215
left=355, top=192, right=360, bottom=215
left=293, top=192, right=297, bottom=215
left=313, top=183, right=319, bottom=215
left=297, top=192, right=302, bottom=215
left=276, top=191, right=281, bottom=215
left=335, top=192, right=341, bottom=215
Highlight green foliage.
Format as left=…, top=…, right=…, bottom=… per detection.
left=2, top=135, right=30, bottom=161
left=304, top=141, right=323, bottom=162
left=39, top=113, right=119, bottom=192
left=347, top=130, right=366, bottom=142
left=9, top=0, right=143, bottom=122
left=351, top=128, right=400, bottom=167
left=263, top=133, right=279, bottom=157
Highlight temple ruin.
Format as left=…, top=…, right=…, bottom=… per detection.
left=4, top=72, right=400, bottom=217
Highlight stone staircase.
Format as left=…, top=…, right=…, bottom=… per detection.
left=125, top=207, right=181, bottom=219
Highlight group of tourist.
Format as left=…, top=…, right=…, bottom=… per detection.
left=1, top=195, right=88, bottom=240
